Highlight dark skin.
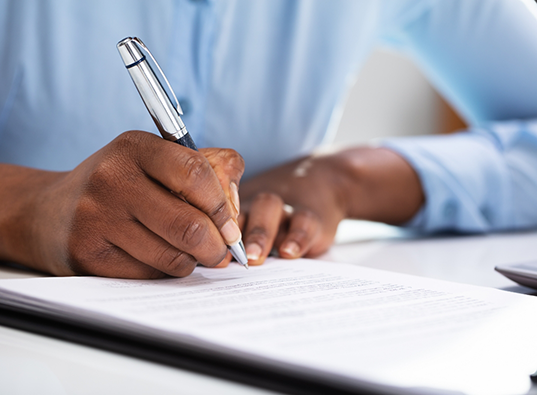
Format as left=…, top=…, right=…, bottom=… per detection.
left=0, top=130, right=423, bottom=277
left=0, top=130, right=244, bottom=278
left=232, top=146, right=424, bottom=266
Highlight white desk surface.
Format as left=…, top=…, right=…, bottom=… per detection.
left=1, top=220, right=536, bottom=395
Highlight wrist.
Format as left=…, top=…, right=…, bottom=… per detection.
left=310, top=152, right=357, bottom=220
left=0, top=165, right=66, bottom=272
left=326, top=147, right=424, bottom=224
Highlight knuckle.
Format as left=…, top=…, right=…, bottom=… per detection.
left=157, top=248, right=196, bottom=276
left=167, top=212, right=208, bottom=248
left=86, top=157, right=138, bottom=198
left=222, top=149, right=245, bottom=174
left=86, top=160, right=118, bottom=194
left=110, top=131, right=143, bottom=160
left=183, top=153, right=212, bottom=182
left=112, top=130, right=163, bottom=172
left=114, top=130, right=146, bottom=148
left=254, top=192, right=283, bottom=207
left=181, top=219, right=207, bottom=247
left=154, top=245, right=180, bottom=269
left=207, top=200, right=228, bottom=223
left=246, top=225, right=270, bottom=243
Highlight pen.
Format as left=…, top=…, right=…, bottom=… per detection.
left=116, top=37, right=248, bottom=269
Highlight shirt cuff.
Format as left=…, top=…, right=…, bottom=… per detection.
left=381, top=129, right=514, bottom=233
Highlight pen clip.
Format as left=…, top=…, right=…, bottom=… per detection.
left=132, top=37, right=184, bottom=116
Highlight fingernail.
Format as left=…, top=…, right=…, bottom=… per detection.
left=221, top=219, right=242, bottom=245
left=281, top=241, right=300, bottom=258
left=246, top=243, right=262, bottom=261
left=230, top=182, right=240, bottom=215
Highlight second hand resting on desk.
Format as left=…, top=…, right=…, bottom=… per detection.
left=117, top=37, right=248, bottom=269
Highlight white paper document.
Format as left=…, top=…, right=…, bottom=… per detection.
left=1, top=258, right=536, bottom=395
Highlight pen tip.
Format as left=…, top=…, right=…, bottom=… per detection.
left=228, top=240, right=249, bottom=270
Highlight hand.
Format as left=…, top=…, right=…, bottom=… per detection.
left=0, top=131, right=244, bottom=278
left=237, top=147, right=424, bottom=265
left=238, top=153, right=347, bottom=266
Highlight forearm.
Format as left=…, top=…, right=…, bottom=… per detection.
left=329, top=147, right=424, bottom=225
left=0, top=164, right=66, bottom=271
left=236, top=146, right=424, bottom=264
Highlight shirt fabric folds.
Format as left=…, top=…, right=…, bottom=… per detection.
left=1, top=0, right=537, bottom=233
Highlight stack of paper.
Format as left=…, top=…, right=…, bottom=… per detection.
left=0, top=259, right=536, bottom=395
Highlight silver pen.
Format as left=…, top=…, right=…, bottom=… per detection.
left=117, top=37, right=248, bottom=269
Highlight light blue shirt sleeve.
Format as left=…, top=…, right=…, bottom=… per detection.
left=382, top=0, right=537, bottom=232
left=384, top=123, right=537, bottom=232
left=1, top=0, right=537, bottom=233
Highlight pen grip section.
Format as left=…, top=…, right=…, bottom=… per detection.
left=174, top=133, right=198, bottom=151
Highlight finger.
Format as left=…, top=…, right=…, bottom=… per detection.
left=106, top=217, right=199, bottom=277
left=238, top=212, right=246, bottom=231
left=229, top=181, right=240, bottom=218
left=214, top=251, right=233, bottom=268
left=69, top=242, right=167, bottom=279
left=201, top=148, right=245, bottom=188
left=278, top=209, right=322, bottom=259
left=201, top=148, right=245, bottom=218
left=243, top=193, right=284, bottom=266
left=125, top=131, right=241, bottom=246
left=127, top=176, right=229, bottom=268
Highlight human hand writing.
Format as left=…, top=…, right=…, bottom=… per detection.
left=0, top=130, right=244, bottom=278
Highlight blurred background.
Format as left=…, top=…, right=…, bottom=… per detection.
left=333, top=47, right=466, bottom=146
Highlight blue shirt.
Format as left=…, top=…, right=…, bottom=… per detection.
left=1, top=0, right=537, bottom=233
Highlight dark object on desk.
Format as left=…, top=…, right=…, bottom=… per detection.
left=531, top=370, right=537, bottom=384
left=0, top=303, right=442, bottom=395
left=495, top=261, right=537, bottom=290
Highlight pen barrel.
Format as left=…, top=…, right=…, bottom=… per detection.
left=127, top=61, right=187, bottom=141
left=117, top=39, right=187, bottom=141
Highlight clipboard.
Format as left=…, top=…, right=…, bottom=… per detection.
left=0, top=302, right=410, bottom=395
